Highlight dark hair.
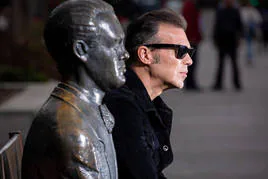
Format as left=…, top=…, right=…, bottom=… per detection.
left=43, top=0, right=113, bottom=77
left=125, top=8, right=187, bottom=65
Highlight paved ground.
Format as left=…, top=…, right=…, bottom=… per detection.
left=0, top=81, right=57, bottom=147
left=0, top=9, right=267, bottom=178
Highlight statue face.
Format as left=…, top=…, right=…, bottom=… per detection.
left=86, top=12, right=129, bottom=92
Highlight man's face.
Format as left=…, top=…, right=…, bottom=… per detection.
left=86, top=12, right=129, bottom=92
left=149, top=23, right=193, bottom=89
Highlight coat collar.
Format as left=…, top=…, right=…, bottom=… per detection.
left=124, top=69, right=155, bottom=112
left=51, top=82, right=98, bottom=112
left=51, top=82, right=115, bottom=133
left=125, top=69, right=172, bottom=123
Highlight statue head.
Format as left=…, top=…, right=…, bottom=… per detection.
left=44, top=0, right=129, bottom=92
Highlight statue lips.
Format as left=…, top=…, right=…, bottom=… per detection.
left=118, top=61, right=126, bottom=77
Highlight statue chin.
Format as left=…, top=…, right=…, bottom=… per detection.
left=106, top=78, right=126, bottom=92
left=117, top=75, right=126, bottom=86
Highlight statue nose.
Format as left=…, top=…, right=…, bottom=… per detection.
left=121, top=51, right=129, bottom=61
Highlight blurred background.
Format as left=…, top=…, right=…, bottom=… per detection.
left=0, top=0, right=268, bottom=178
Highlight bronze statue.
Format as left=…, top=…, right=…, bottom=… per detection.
left=21, top=0, right=129, bottom=178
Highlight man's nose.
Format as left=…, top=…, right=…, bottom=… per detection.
left=183, top=54, right=193, bottom=66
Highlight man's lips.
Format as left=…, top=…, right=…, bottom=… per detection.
left=180, top=72, right=188, bottom=78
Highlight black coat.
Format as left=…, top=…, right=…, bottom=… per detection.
left=104, top=69, right=173, bottom=179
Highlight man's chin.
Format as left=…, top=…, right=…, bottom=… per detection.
left=177, top=81, right=184, bottom=89
left=166, top=81, right=184, bottom=90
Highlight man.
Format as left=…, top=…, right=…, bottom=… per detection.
left=21, top=0, right=129, bottom=178
left=182, top=0, right=202, bottom=90
left=212, top=0, right=243, bottom=91
left=104, top=9, right=193, bottom=178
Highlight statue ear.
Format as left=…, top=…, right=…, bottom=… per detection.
left=73, top=40, right=89, bottom=62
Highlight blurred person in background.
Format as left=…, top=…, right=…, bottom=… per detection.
left=110, top=0, right=162, bottom=31
left=108, top=0, right=142, bottom=31
left=164, top=0, right=183, bottom=12
left=258, top=1, right=268, bottom=49
left=0, top=0, right=10, bottom=32
left=182, top=0, right=202, bottom=91
left=212, top=0, right=243, bottom=91
left=240, top=0, right=262, bottom=66
left=136, top=0, right=162, bottom=14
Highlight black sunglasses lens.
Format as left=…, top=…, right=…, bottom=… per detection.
left=144, top=44, right=195, bottom=59
left=176, top=46, right=188, bottom=59
left=176, top=46, right=195, bottom=59
left=188, top=48, right=195, bottom=57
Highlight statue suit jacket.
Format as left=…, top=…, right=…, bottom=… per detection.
left=22, top=82, right=117, bottom=179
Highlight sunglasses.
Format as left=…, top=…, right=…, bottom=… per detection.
left=143, top=44, right=195, bottom=59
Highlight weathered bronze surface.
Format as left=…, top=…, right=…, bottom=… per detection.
left=21, top=0, right=129, bottom=178
left=0, top=132, right=23, bottom=179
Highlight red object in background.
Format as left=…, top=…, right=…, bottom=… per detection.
left=182, top=0, right=202, bottom=44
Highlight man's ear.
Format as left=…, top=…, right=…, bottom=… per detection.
left=73, top=40, right=89, bottom=63
left=137, top=46, right=154, bottom=65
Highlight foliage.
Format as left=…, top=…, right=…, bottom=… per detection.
left=0, top=18, right=60, bottom=82
left=0, top=66, right=48, bottom=82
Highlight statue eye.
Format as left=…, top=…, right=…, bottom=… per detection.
left=115, top=38, right=123, bottom=45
